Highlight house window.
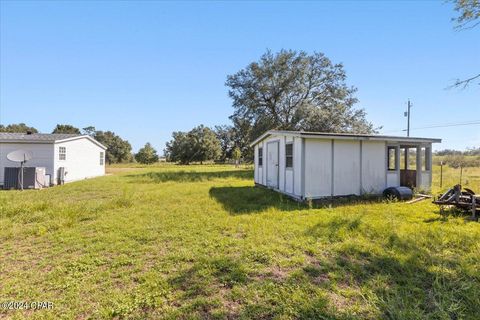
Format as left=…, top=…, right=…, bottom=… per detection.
left=258, top=147, right=263, bottom=166
left=387, top=146, right=397, bottom=170
left=59, top=146, right=66, bottom=160
left=100, top=152, right=104, bottom=165
left=285, top=143, right=293, bottom=168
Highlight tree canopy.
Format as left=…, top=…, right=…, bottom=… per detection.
left=94, top=130, right=132, bottom=164
left=450, top=0, right=479, bottom=88
left=452, top=0, right=480, bottom=29
left=0, top=123, right=38, bottom=133
left=135, top=143, right=159, bottom=164
left=82, top=126, right=97, bottom=136
left=165, top=125, right=221, bottom=164
left=226, top=50, right=376, bottom=143
left=214, top=125, right=235, bottom=161
left=52, top=124, right=81, bottom=134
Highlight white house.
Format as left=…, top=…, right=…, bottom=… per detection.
left=0, top=133, right=107, bottom=186
left=250, top=130, right=441, bottom=200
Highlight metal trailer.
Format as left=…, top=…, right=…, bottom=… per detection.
left=433, top=185, right=479, bottom=220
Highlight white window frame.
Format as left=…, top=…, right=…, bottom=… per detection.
left=285, top=142, right=293, bottom=169
left=59, top=146, right=66, bottom=161
left=387, top=146, right=397, bottom=171
left=100, top=152, right=104, bottom=165
left=258, top=147, right=263, bottom=167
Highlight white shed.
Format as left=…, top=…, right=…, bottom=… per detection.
left=250, top=130, right=441, bottom=200
left=0, top=133, right=107, bottom=186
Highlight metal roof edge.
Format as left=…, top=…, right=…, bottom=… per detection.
left=249, top=130, right=441, bottom=146
left=0, top=139, right=54, bottom=144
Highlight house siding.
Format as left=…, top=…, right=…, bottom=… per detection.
left=53, top=138, right=105, bottom=183
left=0, top=143, right=55, bottom=185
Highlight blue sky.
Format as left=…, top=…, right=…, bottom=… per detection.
left=1, top=0, right=479, bottom=152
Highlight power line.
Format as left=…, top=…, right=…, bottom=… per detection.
left=382, top=120, right=480, bottom=134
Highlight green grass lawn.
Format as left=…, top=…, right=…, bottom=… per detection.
left=1, top=164, right=479, bottom=319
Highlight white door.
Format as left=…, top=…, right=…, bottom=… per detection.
left=266, top=141, right=279, bottom=189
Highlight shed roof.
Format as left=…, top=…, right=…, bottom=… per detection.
left=250, top=130, right=442, bottom=147
left=0, top=133, right=107, bottom=149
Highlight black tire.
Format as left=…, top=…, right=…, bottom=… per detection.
left=383, top=187, right=400, bottom=201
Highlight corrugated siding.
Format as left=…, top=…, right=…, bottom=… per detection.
left=293, top=137, right=302, bottom=197
left=304, top=139, right=332, bottom=197
left=333, top=140, right=361, bottom=196
left=361, top=141, right=386, bottom=194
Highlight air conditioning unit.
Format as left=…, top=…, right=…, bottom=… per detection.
left=3, top=167, right=47, bottom=190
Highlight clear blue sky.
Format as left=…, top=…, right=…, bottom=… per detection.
left=1, top=0, right=479, bottom=152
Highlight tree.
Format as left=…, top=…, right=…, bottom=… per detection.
left=214, top=125, right=235, bottom=161
left=165, top=125, right=221, bottom=164
left=226, top=49, right=375, bottom=158
left=52, top=124, right=81, bottom=134
left=215, top=121, right=254, bottom=161
left=94, top=131, right=132, bottom=164
left=450, top=0, right=479, bottom=88
left=188, top=125, right=222, bottom=164
left=135, top=143, right=159, bottom=164
left=0, top=123, right=38, bottom=133
left=232, top=146, right=241, bottom=167
left=164, top=131, right=191, bottom=163
left=82, top=126, right=96, bottom=136
left=230, top=116, right=255, bottom=160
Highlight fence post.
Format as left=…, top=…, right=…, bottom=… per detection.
left=440, top=161, right=443, bottom=188
left=459, top=165, right=463, bottom=186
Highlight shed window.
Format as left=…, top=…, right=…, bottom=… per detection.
left=285, top=143, right=293, bottom=168
left=387, top=146, right=397, bottom=170
left=59, top=146, right=66, bottom=161
left=258, top=147, right=263, bottom=166
left=100, top=152, right=104, bottom=165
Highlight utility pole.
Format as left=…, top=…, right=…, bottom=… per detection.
left=404, top=99, right=412, bottom=137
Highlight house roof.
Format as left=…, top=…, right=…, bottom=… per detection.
left=249, top=130, right=442, bottom=147
left=0, top=133, right=107, bottom=149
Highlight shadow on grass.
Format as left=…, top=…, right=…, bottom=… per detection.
left=304, top=215, right=363, bottom=242
left=126, top=170, right=253, bottom=183
left=311, top=195, right=385, bottom=208
left=209, top=186, right=306, bottom=214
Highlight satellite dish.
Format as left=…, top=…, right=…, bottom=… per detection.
left=7, top=150, right=33, bottom=163
left=6, top=150, right=33, bottom=191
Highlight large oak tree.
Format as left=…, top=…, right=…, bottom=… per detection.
left=226, top=50, right=376, bottom=145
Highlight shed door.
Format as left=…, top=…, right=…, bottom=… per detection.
left=266, top=141, right=279, bottom=189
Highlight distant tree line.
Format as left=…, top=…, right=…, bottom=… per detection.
left=0, top=123, right=38, bottom=133
left=435, top=148, right=480, bottom=156
left=435, top=148, right=480, bottom=168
